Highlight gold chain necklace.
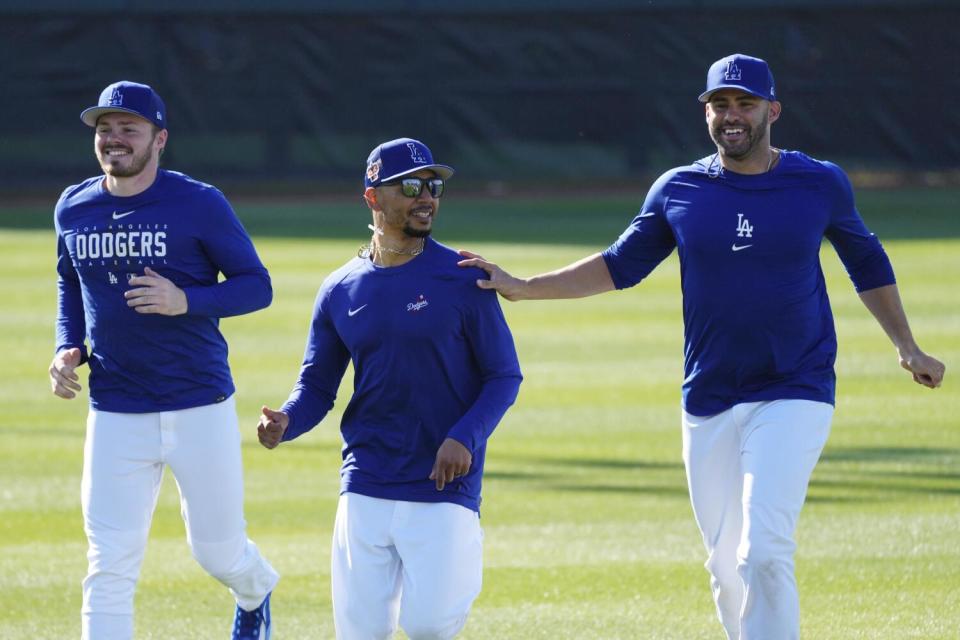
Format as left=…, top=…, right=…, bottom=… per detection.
left=358, top=225, right=425, bottom=259
left=373, top=238, right=424, bottom=256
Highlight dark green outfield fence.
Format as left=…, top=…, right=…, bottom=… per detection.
left=1, top=1, right=958, bottom=191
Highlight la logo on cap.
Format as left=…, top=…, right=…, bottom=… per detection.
left=724, top=61, right=741, bottom=81
left=108, top=87, right=124, bottom=106
left=407, top=142, right=427, bottom=164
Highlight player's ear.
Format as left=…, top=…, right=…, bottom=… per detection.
left=767, top=100, right=782, bottom=125
left=154, top=128, right=168, bottom=155
left=363, top=187, right=379, bottom=212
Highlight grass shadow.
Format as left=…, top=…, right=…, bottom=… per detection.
left=811, top=445, right=960, bottom=501
left=485, top=454, right=688, bottom=496
left=486, top=447, right=960, bottom=501
left=819, top=446, right=958, bottom=463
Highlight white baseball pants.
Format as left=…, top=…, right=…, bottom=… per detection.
left=331, top=492, right=483, bottom=640
left=682, top=399, right=833, bottom=640
left=80, top=397, right=279, bottom=640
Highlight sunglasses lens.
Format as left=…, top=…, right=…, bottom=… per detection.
left=398, top=178, right=444, bottom=198
left=401, top=179, right=423, bottom=197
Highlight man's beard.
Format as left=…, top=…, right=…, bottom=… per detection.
left=98, top=134, right=156, bottom=178
left=711, top=109, right=769, bottom=160
left=403, top=223, right=432, bottom=238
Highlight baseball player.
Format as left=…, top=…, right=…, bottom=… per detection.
left=257, top=138, right=522, bottom=639
left=48, top=81, right=278, bottom=640
left=458, top=54, right=945, bottom=639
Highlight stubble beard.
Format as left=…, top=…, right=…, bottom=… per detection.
left=402, top=206, right=434, bottom=238
left=712, top=109, right=770, bottom=161
left=403, top=223, right=432, bottom=239
left=98, top=131, right=158, bottom=178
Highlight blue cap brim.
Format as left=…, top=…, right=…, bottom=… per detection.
left=698, top=84, right=773, bottom=103
left=378, top=163, right=455, bottom=184
left=80, top=106, right=160, bottom=127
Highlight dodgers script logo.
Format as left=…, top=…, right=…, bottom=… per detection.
left=407, top=142, right=427, bottom=164
left=724, top=61, right=742, bottom=81
left=108, top=87, right=124, bottom=106
left=407, top=294, right=429, bottom=312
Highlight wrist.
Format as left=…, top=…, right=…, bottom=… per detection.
left=512, top=277, right=528, bottom=300
left=896, top=340, right=921, bottom=359
left=176, top=289, right=189, bottom=315
left=176, top=288, right=191, bottom=315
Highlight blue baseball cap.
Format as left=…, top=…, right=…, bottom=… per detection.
left=698, top=54, right=776, bottom=103
left=364, top=138, right=454, bottom=188
left=81, top=81, right=167, bottom=128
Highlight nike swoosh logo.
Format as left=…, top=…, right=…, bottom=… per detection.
left=112, top=209, right=137, bottom=220
left=347, top=304, right=368, bottom=317
left=731, top=243, right=753, bottom=252
left=637, top=211, right=656, bottom=218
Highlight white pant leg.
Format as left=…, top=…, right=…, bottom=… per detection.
left=682, top=406, right=745, bottom=640
left=394, top=501, right=483, bottom=640
left=164, top=398, right=279, bottom=611
left=332, top=493, right=404, bottom=640
left=81, top=410, right=165, bottom=640
left=737, top=400, right=832, bottom=640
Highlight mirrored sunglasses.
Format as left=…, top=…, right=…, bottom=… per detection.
left=383, top=177, right=445, bottom=198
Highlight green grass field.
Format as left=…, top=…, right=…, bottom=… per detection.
left=1, top=189, right=958, bottom=638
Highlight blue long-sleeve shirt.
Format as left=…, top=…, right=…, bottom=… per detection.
left=602, top=151, right=895, bottom=416
left=55, top=169, right=272, bottom=412
left=280, top=238, right=522, bottom=513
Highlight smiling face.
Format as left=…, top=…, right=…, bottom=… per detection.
left=705, top=89, right=780, bottom=164
left=371, top=168, right=441, bottom=239
left=94, top=112, right=166, bottom=179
